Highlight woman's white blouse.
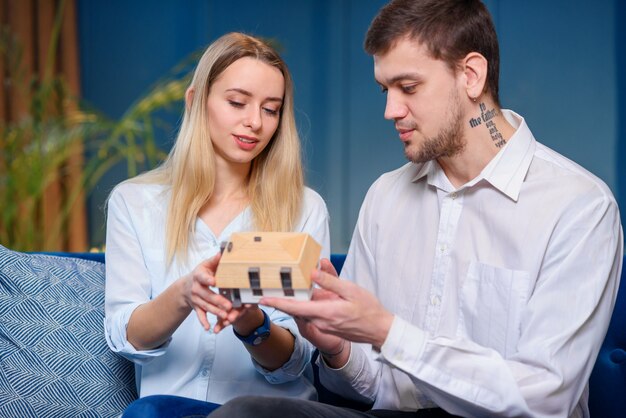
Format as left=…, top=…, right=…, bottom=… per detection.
left=104, top=182, right=330, bottom=403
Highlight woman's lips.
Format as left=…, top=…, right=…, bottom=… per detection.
left=233, top=134, right=258, bottom=150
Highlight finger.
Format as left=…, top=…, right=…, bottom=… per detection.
left=261, top=296, right=325, bottom=319
left=201, top=290, right=234, bottom=312
left=193, top=295, right=229, bottom=319
left=192, top=284, right=215, bottom=301
left=214, top=319, right=230, bottom=334
left=194, top=307, right=211, bottom=331
left=193, top=287, right=233, bottom=314
left=311, top=269, right=350, bottom=298
left=204, top=303, right=229, bottom=319
left=311, top=287, right=340, bottom=301
left=193, top=270, right=213, bottom=287
left=319, top=258, right=339, bottom=277
left=226, top=304, right=260, bottom=324
left=199, top=252, right=222, bottom=274
left=200, top=255, right=221, bottom=287
left=226, top=308, right=245, bottom=324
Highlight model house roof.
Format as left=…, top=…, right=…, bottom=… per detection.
left=215, top=232, right=321, bottom=290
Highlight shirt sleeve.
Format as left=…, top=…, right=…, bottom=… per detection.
left=317, top=180, right=385, bottom=403
left=251, top=187, right=332, bottom=383
left=250, top=308, right=314, bottom=383
left=103, top=184, right=171, bottom=364
left=299, top=187, right=331, bottom=260
left=378, top=190, right=623, bottom=417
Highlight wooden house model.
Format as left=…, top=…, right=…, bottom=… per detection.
left=215, top=232, right=322, bottom=306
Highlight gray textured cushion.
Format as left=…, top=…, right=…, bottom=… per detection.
left=0, top=245, right=137, bottom=417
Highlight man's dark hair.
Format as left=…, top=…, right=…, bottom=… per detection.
left=364, top=0, right=500, bottom=105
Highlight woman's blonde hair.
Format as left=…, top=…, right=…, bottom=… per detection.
left=132, top=32, right=303, bottom=265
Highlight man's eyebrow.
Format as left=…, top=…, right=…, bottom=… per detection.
left=376, top=73, right=423, bottom=86
left=226, top=87, right=283, bottom=103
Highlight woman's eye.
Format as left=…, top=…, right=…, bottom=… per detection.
left=263, top=107, right=279, bottom=116
left=228, top=100, right=244, bottom=108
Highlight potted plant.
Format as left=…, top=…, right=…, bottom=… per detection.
left=0, top=2, right=191, bottom=252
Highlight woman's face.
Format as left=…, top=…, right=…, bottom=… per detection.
left=206, top=57, right=285, bottom=169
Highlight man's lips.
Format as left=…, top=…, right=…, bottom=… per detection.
left=397, top=129, right=414, bottom=141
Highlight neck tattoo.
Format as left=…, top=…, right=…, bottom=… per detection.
left=468, top=102, right=506, bottom=148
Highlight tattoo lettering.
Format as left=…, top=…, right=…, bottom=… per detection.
left=479, top=102, right=497, bottom=122
left=486, top=119, right=505, bottom=148
left=468, top=102, right=506, bottom=148
left=469, top=116, right=482, bottom=128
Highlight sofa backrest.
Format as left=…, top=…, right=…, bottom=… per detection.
left=8, top=250, right=625, bottom=416
left=0, top=246, right=137, bottom=418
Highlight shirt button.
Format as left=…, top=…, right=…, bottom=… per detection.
left=200, top=368, right=209, bottom=377
left=450, top=192, right=457, bottom=199
left=440, top=245, right=447, bottom=253
left=430, top=295, right=441, bottom=306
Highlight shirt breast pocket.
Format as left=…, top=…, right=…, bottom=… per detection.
left=458, top=261, right=530, bottom=358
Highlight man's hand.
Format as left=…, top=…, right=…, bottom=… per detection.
left=260, top=258, right=394, bottom=353
left=290, top=259, right=346, bottom=360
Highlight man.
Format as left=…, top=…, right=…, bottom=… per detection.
left=209, top=0, right=623, bottom=416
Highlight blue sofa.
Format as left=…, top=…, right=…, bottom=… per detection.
left=0, top=246, right=623, bottom=417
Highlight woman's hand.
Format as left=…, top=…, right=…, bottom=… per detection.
left=184, top=253, right=259, bottom=333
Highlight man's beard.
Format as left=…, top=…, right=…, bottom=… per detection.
left=405, top=90, right=466, bottom=164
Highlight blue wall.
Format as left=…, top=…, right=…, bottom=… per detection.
left=78, top=0, right=623, bottom=252
left=618, top=0, right=626, bottom=223
left=498, top=0, right=617, bottom=189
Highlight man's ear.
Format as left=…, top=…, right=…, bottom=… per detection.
left=185, top=87, right=195, bottom=111
left=461, top=52, right=488, bottom=101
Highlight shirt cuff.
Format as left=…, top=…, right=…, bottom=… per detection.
left=377, top=315, right=428, bottom=370
left=317, top=342, right=376, bottom=403
left=104, top=303, right=171, bottom=364
left=317, top=341, right=354, bottom=372
left=252, top=321, right=313, bottom=384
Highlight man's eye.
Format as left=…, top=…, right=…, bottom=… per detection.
left=401, top=84, right=417, bottom=93
left=380, top=87, right=388, bottom=94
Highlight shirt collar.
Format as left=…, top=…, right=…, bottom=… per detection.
left=411, top=110, right=536, bottom=201
left=479, top=110, right=536, bottom=202
left=411, top=160, right=434, bottom=183
left=411, top=160, right=455, bottom=193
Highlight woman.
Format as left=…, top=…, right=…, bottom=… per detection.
left=104, top=32, right=330, bottom=416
